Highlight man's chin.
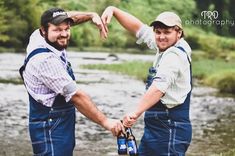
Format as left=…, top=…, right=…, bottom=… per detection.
left=48, top=41, right=68, bottom=51
left=57, top=41, right=69, bottom=50
left=50, top=43, right=66, bottom=50
left=158, top=47, right=167, bottom=52
left=57, top=45, right=68, bottom=50
left=58, top=43, right=68, bottom=48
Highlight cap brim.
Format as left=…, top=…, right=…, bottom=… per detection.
left=150, top=20, right=182, bottom=29
left=150, top=21, right=174, bottom=27
left=150, top=21, right=160, bottom=27
left=51, top=15, right=74, bottom=25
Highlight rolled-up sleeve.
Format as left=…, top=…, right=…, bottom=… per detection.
left=153, top=52, right=181, bottom=93
left=62, top=81, right=77, bottom=102
left=136, top=25, right=158, bottom=50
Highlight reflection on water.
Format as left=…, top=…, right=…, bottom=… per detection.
left=0, top=52, right=234, bottom=156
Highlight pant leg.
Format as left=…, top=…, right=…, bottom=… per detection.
left=138, top=120, right=171, bottom=156
left=49, top=107, right=76, bottom=156
left=29, top=121, right=49, bottom=156
left=139, top=111, right=191, bottom=156
left=170, top=121, right=192, bottom=155
left=29, top=107, right=76, bottom=156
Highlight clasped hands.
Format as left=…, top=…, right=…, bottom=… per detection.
left=108, top=111, right=139, bottom=137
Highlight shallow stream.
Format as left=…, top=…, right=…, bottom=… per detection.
left=0, top=52, right=234, bottom=156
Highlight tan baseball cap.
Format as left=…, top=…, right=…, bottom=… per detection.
left=150, top=11, right=182, bottom=29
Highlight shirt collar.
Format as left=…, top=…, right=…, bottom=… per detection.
left=26, top=29, right=66, bottom=57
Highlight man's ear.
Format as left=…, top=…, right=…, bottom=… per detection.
left=177, top=30, right=182, bottom=39
left=40, top=27, right=46, bottom=37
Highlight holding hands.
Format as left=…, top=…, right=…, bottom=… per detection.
left=103, top=118, right=125, bottom=136
left=122, top=112, right=140, bottom=128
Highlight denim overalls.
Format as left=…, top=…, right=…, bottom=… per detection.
left=20, top=48, right=76, bottom=156
left=139, top=47, right=192, bottom=156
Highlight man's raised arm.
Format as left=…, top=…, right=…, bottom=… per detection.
left=101, top=6, right=144, bottom=35
left=67, top=11, right=107, bottom=38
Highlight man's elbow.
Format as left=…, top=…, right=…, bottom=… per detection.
left=70, top=90, right=88, bottom=106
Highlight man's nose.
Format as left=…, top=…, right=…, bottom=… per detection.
left=60, top=30, right=69, bottom=37
left=159, top=34, right=165, bottom=40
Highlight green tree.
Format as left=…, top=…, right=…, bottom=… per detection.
left=0, top=1, right=10, bottom=42
left=1, top=0, right=233, bottom=52
left=0, top=0, right=56, bottom=51
left=195, top=0, right=235, bottom=36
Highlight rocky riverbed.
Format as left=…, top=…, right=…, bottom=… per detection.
left=0, top=52, right=234, bottom=156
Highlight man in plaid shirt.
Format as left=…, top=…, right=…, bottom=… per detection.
left=20, top=8, right=123, bottom=156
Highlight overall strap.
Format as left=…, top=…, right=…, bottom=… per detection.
left=19, top=48, right=50, bottom=80
left=175, top=46, right=191, bottom=64
left=24, top=48, right=51, bottom=65
left=175, top=46, right=185, bottom=53
left=175, top=46, right=192, bottom=88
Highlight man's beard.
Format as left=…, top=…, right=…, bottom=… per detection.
left=45, top=33, right=69, bottom=51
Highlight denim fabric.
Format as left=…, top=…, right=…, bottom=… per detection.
left=28, top=92, right=76, bottom=156
left=23, top=48, right=77, bottom=156
left=139, top=109, right=192, bottom=156
left=139, top=86, right=192, bottom=156
left=29, top=106, right=75, bottom=156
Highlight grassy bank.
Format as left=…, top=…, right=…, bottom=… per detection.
left=68, top=47, right=153, bottom=54
left=192, top=57, right=235, bottom=93
left=216, top=149, right=235, bottom=156
left=0, top=78, right=23, bottom=85
left=81, top=57, right=235, bottom=94
left=81, top=60, right=152, bottom=81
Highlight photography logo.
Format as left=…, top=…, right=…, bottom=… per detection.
left=185, top=10, right=234, bottom=27
left=201, top=10, right=218, bottom=20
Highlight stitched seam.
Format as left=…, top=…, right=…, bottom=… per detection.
left=33, top=122, right=48, bottom=156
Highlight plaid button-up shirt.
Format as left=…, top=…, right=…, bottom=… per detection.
left=23, top=29, right=77, bottom=107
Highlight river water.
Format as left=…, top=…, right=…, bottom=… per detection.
left=0, top=52, right=234, bottom=156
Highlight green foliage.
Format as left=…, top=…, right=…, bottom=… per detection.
left=71, top=23, right=102, bottom=48
left=192, top=58, right=235, bottom=93
left=0, top=1, right=10, bottom=42
left=0, top=0, right=45, bottom=50
left=0, top=0, right=234, bottom=55
left=146, top=0, right=196, bottom=22
left=0, top=78, right=23, bottom=85
left=217, top=72, right=235, bottom=93
left=52, top=0, right=197, bottom=50
left=215, top=148, right=235, bottom=156
left=103, top=0, right=196, bottom=49
left=195, top=0, right=235, bottom=36
left=185, top=27, right=235, bottom=59
left=204, top=71, right=235, bottom=94
left=81, top=60, right=152, bottom=81
left=81, top=58, right=235, bottom=93
left=192, top=58, right=235, bottom=79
